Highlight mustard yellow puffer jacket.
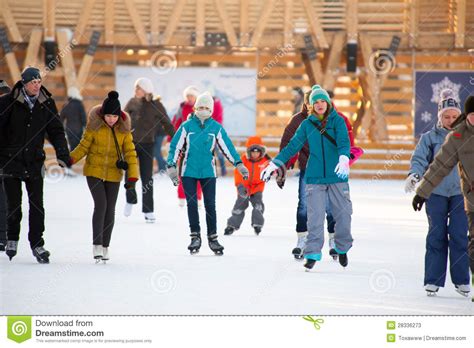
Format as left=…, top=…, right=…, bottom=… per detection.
left=70, top=105, right=139, bottom=182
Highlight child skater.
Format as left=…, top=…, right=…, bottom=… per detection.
left=261, top=85, right=353, bottom=270
left=407, top=89, right=469, bottom=297
left=224, top=136, right=271, bottom=236
left=166, top=92, right=249, bottom=255
left=71, top=91, right=139, bottom=263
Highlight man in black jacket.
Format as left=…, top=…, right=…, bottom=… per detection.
left=0, top=80, right=11, bottom=252
left=0, top=67, right=71, bottom=263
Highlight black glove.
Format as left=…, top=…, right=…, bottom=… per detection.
left=412, top=194, right=426, bottom=211
left=116, top=160, right=129, bottom=170
left=57, top=156, right=72, bottom=168
left=124, top=180, right=136, bottom=190
left=276, top=174, right=285, bottom=189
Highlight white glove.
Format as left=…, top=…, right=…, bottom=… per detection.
left=167, top=166, right=179, bottom=186
left=334, top=155, right=350, bottom=179
left=404, top=173, right=420, bottom=193
left=260, top=161, right=279, bottom=182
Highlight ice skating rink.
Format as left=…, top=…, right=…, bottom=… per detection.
left=1, top=174, right=472, bottom=315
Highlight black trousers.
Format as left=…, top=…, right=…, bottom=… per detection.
left=126, top=142, right=154, bottom=213
left=3, top=176, right=45, bottom=249
left=0, top=178, right=7, bottom=244
left=182, top=177, right=217, bottom=236
left=87, top=177, right=120, bottom=248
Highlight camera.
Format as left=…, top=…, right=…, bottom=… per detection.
left=116, top=160, right=128, bottom=170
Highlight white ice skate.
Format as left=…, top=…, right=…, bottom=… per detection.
left=102, top=247, right=109, bottom=263
left=144, top=212, right=156, bottom=223
left=124, top=203, right=133, bottom=217
left=454, top=284, right=470, bottom=298
left=328, top=233, right=337, bottom=260
left=425, top=284, right=439, bottom=297
left=292, top=232, right=307, bottom=260
left=93, top=245, right=103, bottom=263
left=178, top=199, right=186, bottom=208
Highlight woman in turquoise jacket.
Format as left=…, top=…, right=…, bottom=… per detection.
left=261, top=85, right=352, bottom=270
left=167, top=92, right=249, bottom=255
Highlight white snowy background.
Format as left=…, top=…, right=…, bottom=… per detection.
left=1, top=175, right=472, bottom=315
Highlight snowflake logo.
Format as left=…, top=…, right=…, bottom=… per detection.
left=430, top=77, right=462, bottom=103
left=421, top=111, right=433, bottom=123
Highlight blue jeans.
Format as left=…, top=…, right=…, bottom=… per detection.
left=424, top=194, right=469, bottom=287
left=296, top=170, right=307, bottom=232
left=182, top=177, right=217, bottom=236
left=154, top=135, right=167, bottom=172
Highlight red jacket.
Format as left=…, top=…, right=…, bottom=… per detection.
left=212, top=97, right=223, bottom=124
left=172, top=101, right=194, bottom=131
left=234, top=136, right=271, bottom=195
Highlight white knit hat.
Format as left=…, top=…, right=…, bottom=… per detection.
left=183, top=85, right=199, bottom=100
left=67, top=86, right=82, bottom=101
left=194, top=92, right=214, bottom=114
left=135, top=77, right=154, bottom=94
left=437, top=89, right=461, bottom=126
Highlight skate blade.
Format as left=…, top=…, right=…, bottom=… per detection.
left=189, top=249, right=200, bottom=255
left=426, top=291, right=437, bottom=297
left=214, top=250, right=224, bottom=256
left=294, top=255, right=304, bottom=261
left=455, top=289, right=470, bottom=298
left=145, top=220, right=156, bottom=224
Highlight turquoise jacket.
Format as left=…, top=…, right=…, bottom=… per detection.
left=167, top=114, right=242, bottom=178
left=275, top=108, right=351, bottom=184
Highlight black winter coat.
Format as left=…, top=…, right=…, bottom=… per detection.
left=59, top=97, right=87, bottom=134
left=0, top=81, right=69, bottom=179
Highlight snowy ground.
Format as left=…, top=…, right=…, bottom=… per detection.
left=1, top=174, right=473, bottom=315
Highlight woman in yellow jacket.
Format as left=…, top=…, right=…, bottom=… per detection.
left=70, top=91, right=139, bottom=262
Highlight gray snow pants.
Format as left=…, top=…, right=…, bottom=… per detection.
left=305, top=182, right=353, bottom=258
left=227, top=191, right=265, bottom=229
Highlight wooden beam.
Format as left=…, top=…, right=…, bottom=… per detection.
left=196, top=0, right=205, bottom=47
left=359, top=33, right=388, bottom=141
left=162, top=0, right=186, bottom=45
left=240, top=0, right=249, bottom=45
left=24, top=29, right=43, bottom=69
left=5, top=53, right=21, bottom=82
left=105, top=0, right=115, bottom=45
left=124, top=0, right=149, bottom=46
left=214, top=0, right=238, bottom=47
left=283, top=0, right=293, bottom=47
left=346, top=0, right=358, bottom=42
left=56, top=29, right=78, bottom=91
left=0, top=0, right=23, bottom=42
left=408, top=0, right=418, bottom=48
left=301, top=0, right=329, bottom=49
left=301, top=52, right=324, bottom=85
left=322, top=31, right=345, bottom=92
left=77, top=31, right=101, bottom=90
left=150, top=0, right=160, bottom=45
left=250, top=0, right=275, bottom=47
left=43, top=0, right=56, bottom=40
left=455, top=0, right=466, bottom=48
left=73, top=0, right=95, bottom=44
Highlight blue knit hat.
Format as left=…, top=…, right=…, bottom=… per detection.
left=309, top=85, right=331, bottom=107
left=21, top=67, right=41, bottom=84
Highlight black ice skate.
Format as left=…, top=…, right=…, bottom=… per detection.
left=224, top=226, right=235, bottom=236
left=338, top=253, right=348, bottom=268
left=6, top=241, right=18, bottom=261
left=188, top=233, right=201, bottom=254
left=32, top=246, right=50, bottom=264
left=208, top=234, right=224, bottom=255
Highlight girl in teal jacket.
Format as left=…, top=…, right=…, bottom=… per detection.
left=261, top=85, right=353, bottom=270
left=167, top=92, right=248, bottom=255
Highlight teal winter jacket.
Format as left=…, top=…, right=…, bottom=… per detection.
left=275, top=108, right=351, bottom=184
left=167, top=114, right=242, bottom=178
